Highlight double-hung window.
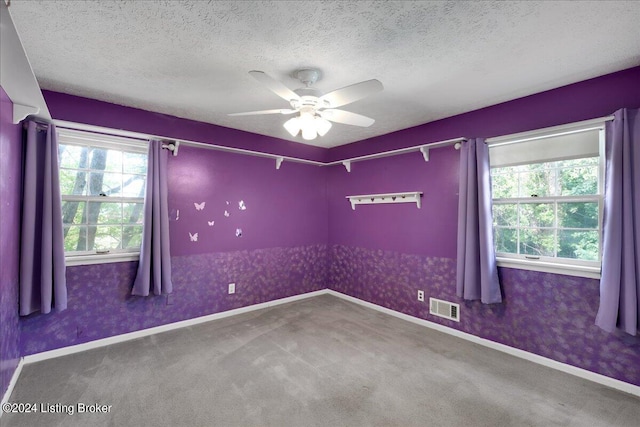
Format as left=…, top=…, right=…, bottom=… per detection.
left=57, top=128, right=148, bottom=265
left=489, top=124, right=605, bottom=278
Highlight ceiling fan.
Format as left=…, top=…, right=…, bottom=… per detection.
left=229, top=69, right=383, bottom=140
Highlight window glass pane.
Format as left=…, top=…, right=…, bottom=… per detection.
left=495, top=227, right=517, bottom=253
left=93, top=202, right=123, bottom=225
left=121, top=174, right=146, bottom=197
left=87, top=147, right=108, bottom=173
left=123, top=152, right=148, bottom=174
left=490, top=169, right=519, bottom=198
left=59, top=169, right=87, bottom=195
left=519, top=203, right=554, bottom=227
left=493, top=204, right=517, bottom=227
left=123, top=202, right=145, bottom=224
left=123, top=226, right=143, bottom=249
left=94, top=225, right=123, bottom=251
left=558, top=202, right=598, bottom=229
left=518, top=166, right=555, bottom=197
left=558, top=165, right=598, bottom=196
left=556, top=157, right=599, bottom=168
left=84, top=171, right=102, bottom=196
left=519, top=228, right=555, bottom=257
left=98, top=172, right=123, bottom=196
left=61, top=201, right=86, bottom=225
left=58, top=144, right=87, bottom=169
left=558, top=230, right=599, bottom=261
left=103, top=149, right=123, bottom=173
left=63, top=225, right=85, bottom=252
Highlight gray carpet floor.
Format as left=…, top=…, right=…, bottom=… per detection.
left=2, top=294, right=639, bottom=427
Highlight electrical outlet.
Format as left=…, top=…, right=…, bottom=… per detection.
left=228, top=283, right=235, bottom=294
left=417, top=290, right=424, bottom=302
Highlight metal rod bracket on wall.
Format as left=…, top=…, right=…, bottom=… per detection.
left=420, top=146, right=430, bottom=162
left=276, top=157, right=284, bottom=170
left=162, top=141, right=180, bottom=156
left=342, top=161, right=351, bottom=172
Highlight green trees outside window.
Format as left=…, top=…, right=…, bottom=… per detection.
left=58, top=137, right=147, bottom=254
left=491, top=157, right=600, bottom=262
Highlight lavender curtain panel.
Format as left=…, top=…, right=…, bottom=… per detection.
left=132, top=140, right=173, bottom=296
left=456, top=138, right=502, bottom=304
left=19, top=121, right=67, bottom=315
left=596, top=108, right=639, bottom=335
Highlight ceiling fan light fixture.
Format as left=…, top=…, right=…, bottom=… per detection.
left=316, top=117, right=332, bottom=137
left=283, top=117, right=301, bottom=137
left=287, top=110, right=326, bottom=140
left=301, top=125, right=317, bottom=140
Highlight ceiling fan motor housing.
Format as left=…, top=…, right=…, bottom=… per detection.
left=294, top=68, right=321, bottom=87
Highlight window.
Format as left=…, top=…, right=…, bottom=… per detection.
left=489, top=126, right=604, bottom=278
left=57, top=129, right=148, bottom=265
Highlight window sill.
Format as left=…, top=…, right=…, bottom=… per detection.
left=65, top=252, right=140, bottom=267
left=496, top=257, right=601, bottom=279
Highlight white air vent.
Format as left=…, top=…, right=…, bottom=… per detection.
left=429, top=298, right=460, bottom=322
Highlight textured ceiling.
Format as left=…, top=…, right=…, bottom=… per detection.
left=7, top=0, right=640, bottom=148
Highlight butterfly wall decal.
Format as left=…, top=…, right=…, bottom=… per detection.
left=189, top=232, right=198, bottom=242
left=194, top=202, right=206, bottom=211
left=208, top=221, right=215, bottom=226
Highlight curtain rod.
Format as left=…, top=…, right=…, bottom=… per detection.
left=485, top=115, right=615, bottom=146
left=53, top=119, right=325, bottom=168
left=327, top=137, right=465, bottom=172
left=52, top=119, right=465, bottom=171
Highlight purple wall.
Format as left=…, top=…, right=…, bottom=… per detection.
left=167, top=146, right=327, bottom=255
left=0, top=87, right=22, bottom=398
left=20, top=93, right=329, bottom=355
left=14, top=66, right=640, bottom=389
left=328, top=147, right=459, bottom=258
left=327, top=66, right=640, bottom=386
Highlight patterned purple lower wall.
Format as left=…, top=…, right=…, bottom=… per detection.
left=20, top=245, right=327, bottom=356
left=16, top=243, right=640, bottom=387
left=328, top=245, right=640, bottom=386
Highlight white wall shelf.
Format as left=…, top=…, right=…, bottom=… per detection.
left=346, top=192, right=423, bottom=210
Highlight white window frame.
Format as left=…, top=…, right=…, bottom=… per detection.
left=57, top=128, right=149, bottom=266
left=487, top=120, right=608, bottom=279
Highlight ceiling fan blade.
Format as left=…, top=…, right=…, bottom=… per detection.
left=249, top=71, right=301, bottom=102
left=319, top=109, right=375, bottom=127
left=319, top=79, right=383, bottom=108
left=228, top=109, right=297, bottom=116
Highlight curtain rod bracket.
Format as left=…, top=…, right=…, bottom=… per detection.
left=342, top=161, right=351, bottom=172
left=275, top=157, right=284, bottom=170
left=162, top=140, right=180, bottom=156
left=420, top=146, right=430, bottom=162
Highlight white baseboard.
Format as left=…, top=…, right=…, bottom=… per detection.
left=9, top=288, right=639, bottom=402
left=326, top=290, right=640, bottom=398
left=0, top=357, right=24, bottom=417
left=22, top=290, right=327, bottom=364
